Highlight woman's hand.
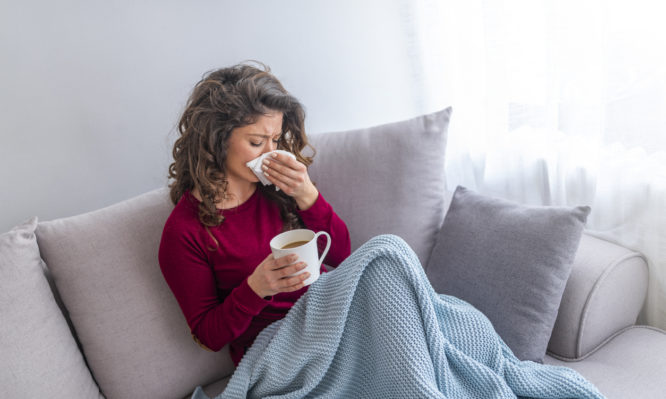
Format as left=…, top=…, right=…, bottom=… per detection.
left=247, top=253, right=311, bottom=298
left=262, top=152, right=319, bottom=210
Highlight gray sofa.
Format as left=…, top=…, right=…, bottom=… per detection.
left=2, top=108, right=666, bottom=398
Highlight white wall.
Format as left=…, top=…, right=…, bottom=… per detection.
left=0, top=0, right=449, bottom=232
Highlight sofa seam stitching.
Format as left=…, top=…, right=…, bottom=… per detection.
left=548, top=325, right=666, bottom=362
left=552, top=325, right=634, bottom=361
left=576, top=251, right=648, bottom=357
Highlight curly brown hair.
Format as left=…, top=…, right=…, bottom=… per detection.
left=168, top=62, right=314, bottom=240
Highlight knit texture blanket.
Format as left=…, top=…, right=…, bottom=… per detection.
left=193, top=235, right=605, bottom=399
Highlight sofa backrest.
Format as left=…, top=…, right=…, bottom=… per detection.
left=36, top=188, right=234, bottom=399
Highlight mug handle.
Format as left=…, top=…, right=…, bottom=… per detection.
left=314, top=231, right=332, bottom=266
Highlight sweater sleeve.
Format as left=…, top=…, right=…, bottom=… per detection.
left=297, top=192, right=351, bottom=268
left=158, top=223, right=272, bottom=352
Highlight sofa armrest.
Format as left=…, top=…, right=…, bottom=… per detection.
left=547, top=233, right=648, bottom=360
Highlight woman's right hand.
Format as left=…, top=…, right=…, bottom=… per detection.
left=247, top=253, right=310, bottom=298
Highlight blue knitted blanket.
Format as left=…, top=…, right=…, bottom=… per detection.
left=193, top=235, right=605, bottom=399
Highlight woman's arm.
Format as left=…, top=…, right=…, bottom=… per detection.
left=261, top=152, right=352, bottom=267
left=297, top=192, right=351, bottom=268
left=158, top=225, right=271, bottom=351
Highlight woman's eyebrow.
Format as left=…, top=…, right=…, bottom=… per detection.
left=247, top=132, right=282, bottom=139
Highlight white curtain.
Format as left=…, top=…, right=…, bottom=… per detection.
left=416, top=0, right=666, bottom=328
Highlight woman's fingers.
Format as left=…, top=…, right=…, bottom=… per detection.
left=267, top=152, right=304, bottom=170
left=280, top=272, right=311, bottom=291
left=261, top=152, right=318, bottom=209
left=262, top=157, right=301, bottom=180
left=272, top=260, right=309, bottom=291
left=277, top=262, right=307, bottom=277
left=264, top=170, right=297, bottom=194
left=271, top=254, right=298, bottom=270
left=262, top=166, right=288, bottom=193
left=262, top=154, right=307, bottom=186
left=263, top=166, right=300, bottom=194
left=263, top=162, right=307, bottom=197
left=251, top=255, right=309, bottom=297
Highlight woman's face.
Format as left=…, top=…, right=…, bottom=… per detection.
left=225, top=110, right=284, bottom=187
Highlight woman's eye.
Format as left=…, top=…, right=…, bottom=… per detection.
left=250, top=142, right=263, bottom=147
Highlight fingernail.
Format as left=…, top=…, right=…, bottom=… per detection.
left=263, top=159, right=270, bottom=165
left=262, top=165, right=268, bottom=171
left=271, top=153, right=278, bottom=158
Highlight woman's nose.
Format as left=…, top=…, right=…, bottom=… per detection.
left=265, top=140, right=277, bottom=152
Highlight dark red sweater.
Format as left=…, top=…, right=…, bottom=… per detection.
left=158, top=188, right=351, bottom=365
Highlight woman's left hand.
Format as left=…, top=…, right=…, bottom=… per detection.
left=262, top=152, right=319, bottom=210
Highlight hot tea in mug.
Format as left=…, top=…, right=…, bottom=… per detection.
left=269, top=229, right=331, bottom=285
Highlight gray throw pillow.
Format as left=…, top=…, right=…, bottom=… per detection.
left=0, top=217, right=103, bottom=399
left=308, top=107, right=451, bottom=266
left=36, top=189, right=235, bottom=399
left=425, top=186, right=591, bottom=363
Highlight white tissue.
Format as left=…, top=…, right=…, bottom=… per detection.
left=246, top=150, right=296, bottom=190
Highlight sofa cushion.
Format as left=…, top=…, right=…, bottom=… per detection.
left=36, top=189, right=235, bottom=399
left=425, top=186, right=590, bottom=363
left=545, top=326, right=666, bottom=398
left=0, top=217, right=103, bottom=399
left=308, top=107, right=451, bottom=266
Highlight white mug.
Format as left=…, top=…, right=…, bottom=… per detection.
left=269, top=229, right=331, bottom=286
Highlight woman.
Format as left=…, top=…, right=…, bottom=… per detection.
left=162, top=63, right=603, bottom=399
left=158, top=62, right=351, bottom=367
